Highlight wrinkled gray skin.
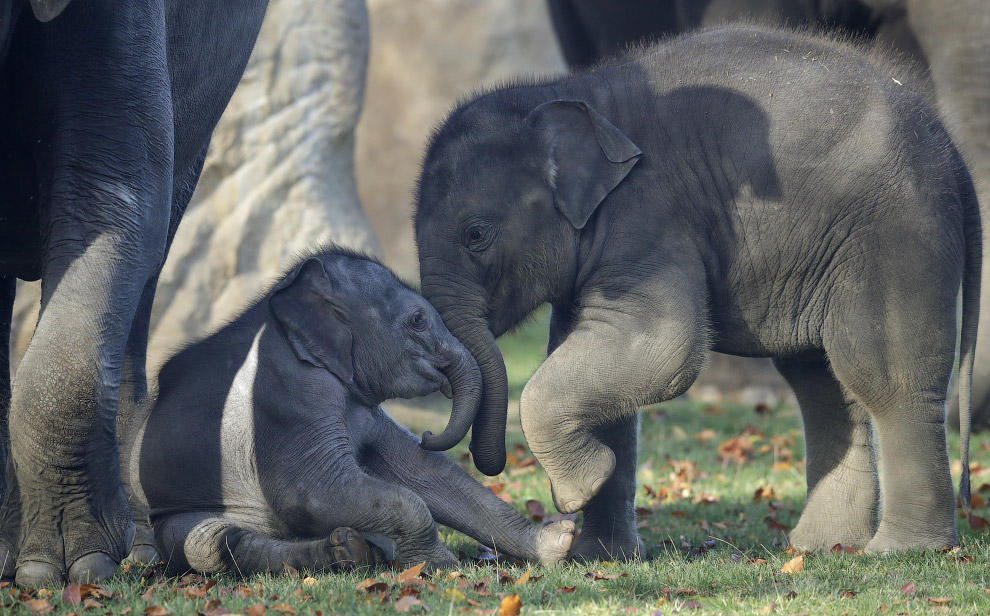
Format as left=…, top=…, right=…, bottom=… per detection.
left=122, top=250, right=574, bottom=574
left=415, top=25, right=980, bottom=560
left=0, top=0, right=268, bottom=585
left=546, top=0, right=990, bottom=431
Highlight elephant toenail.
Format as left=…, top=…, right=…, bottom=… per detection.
left=16, top=561, right=64, bottom=587
left=68, top=552, right=118, bottom=584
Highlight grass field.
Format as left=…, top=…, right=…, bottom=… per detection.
left=4, top=311, right=989, bottom=615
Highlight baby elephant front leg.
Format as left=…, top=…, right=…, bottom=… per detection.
left=364, top=413, right=574, bottom=565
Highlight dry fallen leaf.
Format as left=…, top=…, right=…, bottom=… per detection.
left=499, top=594, right=522, bottom=616
left=301, top=577, right=318, bottom=586
left=440, top=588, right=465, bottom=602
left=969, top=514, right=990, bottom=530
left=558, top=586, right=577, bottom=593
left=246, top=604, right=266, bottom=616
left=144, top=607, right=171, bottom=616
left=928, top=598, right=952, bottom=605
left=753, top=486, right=777, bottom=502
left=24, top=599, right=53, bottom=615
left=395, top=595, right=424, bottom=612
left=398, top=562, right=426, bottom=584
left=515, top=567, right=534, bottom=585
left=900, top=581, right=916, bottom=595
left=780, top=554, right=804, bottom=574
left=62, top=583, right=82, bottom=607
left=271, top=604, right=296, bottom=616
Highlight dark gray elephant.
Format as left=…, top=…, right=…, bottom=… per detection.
left=414, top=25, right=979, bottom=559
left=122, top=249, right=575, bottom=574
left=546, top=0, right=990, bottom=430
left=0, top=0, right=268, bottom=585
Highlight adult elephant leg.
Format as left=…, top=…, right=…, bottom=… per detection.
left=569, top=415, right=643, bottom=560
left=362, top=410, right=574, bottom=565
left=773, top=356, right=879, bottom=551
left=5, top=0, right=174, bottom=586
left=118, top=277, right=160, bottom=565
left=908, top=0, right=990, bottom=430
left=154, top=513, right=377, bottom=576
left=0, top=277, right=14, bottom=580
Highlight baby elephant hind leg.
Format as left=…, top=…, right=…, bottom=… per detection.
left=774, top=357, right=879, bottom=551
left=154, top=513, right=378, bottom=576
left=825, top=302, right=959, bottom=552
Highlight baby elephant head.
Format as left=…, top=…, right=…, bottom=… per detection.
left=269, top=255, right=482, bottom=450
left=414, top=97, right=642, bottom=475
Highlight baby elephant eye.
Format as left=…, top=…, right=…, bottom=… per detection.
left=463, top=223, right=493, bottom=252
left=408, top=311, right=428, bottom=331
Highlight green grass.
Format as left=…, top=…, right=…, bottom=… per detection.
left=4, top=315, right=989, bottom=615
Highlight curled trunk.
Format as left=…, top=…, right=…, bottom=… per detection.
left=420, top=345, right=482, bottom=451
left=422, top=279, right=508, bottom=476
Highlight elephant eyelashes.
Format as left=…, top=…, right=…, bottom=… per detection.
left=408, top=311, right=428, bottom=331
left=462, top=223, right=494, bottom=252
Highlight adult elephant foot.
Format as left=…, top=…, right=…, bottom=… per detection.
left=570, top=532, right=645, bottom=562
left=863, top=524, right=958, bottom=554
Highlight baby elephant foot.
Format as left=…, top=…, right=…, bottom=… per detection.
left=328, top=527, right=382, bottom=569
left=548, top=447, right=616, bottom=514
left=124, top=544, right=161, bottom=565
left=534, top=520, right=576, bottom=565
left=570, top=532, right=645, bottom=562
left=863, top=523, right=957, bottom=554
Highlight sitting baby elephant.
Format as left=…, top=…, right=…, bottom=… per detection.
left=414, top=25, right=980, bottom=558
left=122, top=248, right=574, bottom=574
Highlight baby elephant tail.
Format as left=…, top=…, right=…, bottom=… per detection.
left=153, top=513, right=383, bottom=576
left=955, top=146, right=981, bottom=513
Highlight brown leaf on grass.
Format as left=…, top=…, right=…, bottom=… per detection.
left=485, top=482, right=505, bottom=495
left=525, top=500, right=545, bottom=522
left=753, top=486, right=777, bottom=502
left=499, top=594, right=522, bottom=616
left=830, top=544, right=855, bottom=554
left=785, top=590, right=798, bottom=599
left=24, top=599, right=53, bottom=615
left=979, top=483, right=990, bottom=492
left=271, top=604, right=296, bottom=616
left=140, top=587, right=156, bottom=603
left=928, top=597, right=952, bottom=605
left=635, top=506, right=654, bottom=516
left=770, top=461, right=793, bottom=472
left=780, top=554, right=803, bottom=574
left=62, top=583, right=81, bottom=606
left=670, top=510, right=687, bottom=518
left=144, top=607, right=171, bottom=616
left=746, top=558, right=768, bottom=565
left=557, top=586, right=577, bottom=593
left=951, top=554, right=974, bottom=563
left=692, top=493, right=719, bottom=505
left=839, top=590, right=856, bottom=598
left=515, top=567, right=534, bottom=585
left=900, top=582, right=916, bottom=595
left=246, top=605, right=266, bottom=616
left=971, top=493, right=986, bottom=508
left=717, top=435, right=753, bottom=464
left=398, top=562, right=426, bottom=584
left=281, top=562, right=299, bottom=578
left=765, top=517, right=790, bottom=532
left=395, top=595, right=424, bottom=613
left=355, top=578, right=389, bottom=594
left=83, top=598, right=104, bottom=610
left=694, top=429, right=717, bottom=443
left=969, top=513, right=989, bottom=530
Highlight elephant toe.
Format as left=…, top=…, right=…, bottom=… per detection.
left=68, top=552, right=118, bottom=584
left=125, top=544, right=161, bottom=565
left=16, top=560, right=64, bottom=588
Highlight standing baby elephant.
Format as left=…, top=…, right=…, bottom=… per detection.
left=123, top=248, right=574, bottom=574
left=414, top=25, right=979, bottom=558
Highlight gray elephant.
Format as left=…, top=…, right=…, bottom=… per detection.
left=0, top=0, right=269, bottom=585
left=414, top=25, right=979, bottom=559
left=546, top=0, right=990, bottom=430
left=122, top=248, right=574, bottom=574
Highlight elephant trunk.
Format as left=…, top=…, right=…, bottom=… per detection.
left=422, top=277, right=508, bottom=476
left=420, top=343, right=482, bottom=451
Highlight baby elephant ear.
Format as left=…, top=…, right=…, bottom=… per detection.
left=270, top=258, right=354, bottom=383
left=528, top=100, right=642, bottom=229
